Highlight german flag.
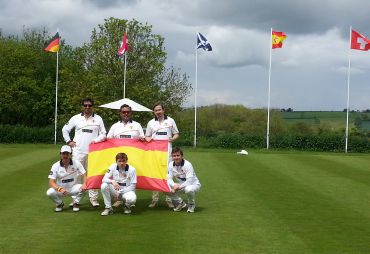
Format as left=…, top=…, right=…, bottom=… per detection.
left=44, top=32, right=60, bottom=52
left=86, top=139, right=171, bottom=192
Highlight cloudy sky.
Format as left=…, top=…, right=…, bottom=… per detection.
left=1, top=0, right=370, bottom=110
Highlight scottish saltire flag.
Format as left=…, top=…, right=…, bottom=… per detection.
left=86, top=139, right=170, bottom=192
left=197, top=32, right=212, bottom=51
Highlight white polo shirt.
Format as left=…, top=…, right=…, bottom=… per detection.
left=145, top=116, right=179, bottom=140
left=167, top=159, right=201, bottom=189
left=62, top=112, right=106, bottom=154
left=48, top=159, right=86, bottom=190
left=107, top=120, right=144, bottom=139
left=102, top=163, right=137, bottom=193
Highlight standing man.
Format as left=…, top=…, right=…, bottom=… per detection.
left=167, top=147, right=201, bottom=213
left=100, top=153, right=137, bottom=216
left=107, top=104, right=145, bottom=140
left=145, top=102, right=179, bottom=208
left=46, top=145, right=86, bottom=212
left=62, top=97, right=106, bottom=207
left=107, top=103, right=144, bottom=207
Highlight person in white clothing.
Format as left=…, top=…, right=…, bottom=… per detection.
left=46, top=145, right=87, bottom=212
left=107, top=104, right=145, bottom=140
left=145, top=102, right=179, bottom=208
left=100, top=153, right=137, bottom=216
left=167, top=147, right=201, bottom=213
left=107, top=104, right=144, bottom=208
left=62, top=97, right=106, bottom=207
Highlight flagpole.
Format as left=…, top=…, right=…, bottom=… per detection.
left=345, top=26, right=352, bottom=153
left=123, top=28, right=128, bottom=98
left=266, top=28, right=273, bottom=149
left=194, top=45, right=198, bottom=148
left=54, top=29, right=59, bottom=145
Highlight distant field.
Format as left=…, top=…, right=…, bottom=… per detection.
left=280, top=111, right=370, bottom=129
left=1, top=144, right=370, bottom=253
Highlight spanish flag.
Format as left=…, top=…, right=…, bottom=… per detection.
left=272, top=31, right=286, bottom=49
left=86, top=139, right=170, bottom=192
left=44, top=32, right=60, bottom=52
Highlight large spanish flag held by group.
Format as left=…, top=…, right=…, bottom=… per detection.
left=86, top=139, right=171, bottom=192
left=44, top=32, right=60, bottom=52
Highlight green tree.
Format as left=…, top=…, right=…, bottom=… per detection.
left=0, top=28, right=57, bottom=126
left=60, top=18, right=192, bottom=126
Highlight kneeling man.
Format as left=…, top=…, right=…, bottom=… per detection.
left=46, top=145, right=86, bottom=212
left=168, top=147, right=201, bottom=213
left=100, top=153, right=137, bottom=216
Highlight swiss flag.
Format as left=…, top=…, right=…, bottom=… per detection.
left=351, top=29, right=370, bottom=51
left=117, top=32, right=128, bottom=56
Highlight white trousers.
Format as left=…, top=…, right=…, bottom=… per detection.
left=101, top=183, right=137, bottom=209
left=169, top=184, right=201, bottom=206
left=73, top=151, right=98, bottom=200
left=46, top=184, right=85, bottom=205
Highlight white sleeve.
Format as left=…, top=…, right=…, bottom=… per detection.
left=171, top=119, right=179, bottom=135
left=179, top=163, right=195, bottom=189
left=167, top=165, right=175, bottom=187
left=75, top=160, right=86, bottom=175
left=48, top=163, right=57, bottom=179
left=145, top=121, right=153, bottom=137
left=107, top=123, right=116, bottom=139
left=102, top=166, right=114, bottom=184
left=62, top=116, right=76, bottom=143
left=93, top=116, right=107, bottom=143
left=137, top=123, right=145, bottom=138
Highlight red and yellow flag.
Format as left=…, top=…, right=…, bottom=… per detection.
left=86, top=139, right=170, bottom=192
left=44, top=32, right=60, bottom=52
left=272, top=31, right=286, bottom=49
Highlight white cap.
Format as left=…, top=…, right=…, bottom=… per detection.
left=60, top=145, right=72, bottom=153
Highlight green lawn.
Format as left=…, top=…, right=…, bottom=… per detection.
left=1, top=144, right=370, bottom=253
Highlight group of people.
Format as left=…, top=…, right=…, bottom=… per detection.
left=46, top=98, right=201, bottom=215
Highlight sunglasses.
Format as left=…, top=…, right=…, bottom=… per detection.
left=83, top=104, right=93, bottom=108
left=120, top=111, right=131, bottom=114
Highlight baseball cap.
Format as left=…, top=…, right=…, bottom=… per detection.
left=60, top=145, right=72, bottom=153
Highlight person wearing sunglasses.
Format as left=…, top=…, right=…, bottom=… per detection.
left=106, top=104, right=145, bottom=141
left=62, top=97, right=107, bottom=208
left=106, top=104, right=144, bottom=208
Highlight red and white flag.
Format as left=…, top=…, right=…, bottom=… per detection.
left=351, top=29, right=370, bottom=51
left=117, top=32, right=128, bottom=56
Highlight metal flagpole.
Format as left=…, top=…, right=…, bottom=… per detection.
left=266, top=28, right=273, bottom=149
left=54, top=29, right=59, bottom=144
left=194, top=45, right=198, bottom=148
left=123, top=28, right=128, bottom=98
left=345, top=26, right=352, bottom=153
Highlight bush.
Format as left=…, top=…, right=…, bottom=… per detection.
left=0, top=124, right=64, bottom=143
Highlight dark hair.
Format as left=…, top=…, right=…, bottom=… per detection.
left=120, top=104, right=132, bottom=111
left=82, top=97, right=94, bottom=106
left=171, top=147, right=183, bottom=156
left=116, top=152, right=128, bottom=161
left=153, top=102, right=164, bottom=110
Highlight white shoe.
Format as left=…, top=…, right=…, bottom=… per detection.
left=124, top=204, right=131, bottom=214
left=72, top=203, right=80, bottom=212
left=166, top=199, right=174, bottom=208
left=55, top=202, right=64, bottom=212
left=90, top=198, right=100, bottom=207
left=148, top=200, right=158, bottom=208
left=187, top=204, right=195, bottom=213
left=173, top=201, right=187, bottom=212
left=101, top=208, right=113, bottom=216
left=112, top=200, right=123, bottom=208
left=69, top=202, right=74, bottom=208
